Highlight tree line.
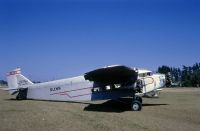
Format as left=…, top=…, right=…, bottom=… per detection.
left=0, top=80, right=7, bottom=86
left=158, top=63, right=200, bottom=87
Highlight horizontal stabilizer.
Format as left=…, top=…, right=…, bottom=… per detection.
left=0, top=88, right=18, bottom=91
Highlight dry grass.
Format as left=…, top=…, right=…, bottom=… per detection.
left=0, top=88, right=200, bottom=131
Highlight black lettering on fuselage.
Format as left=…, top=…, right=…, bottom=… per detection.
left=50, top=87, right=61, bottom=92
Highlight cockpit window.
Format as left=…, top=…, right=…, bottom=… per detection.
left=139, top=72, right=152, bottom=77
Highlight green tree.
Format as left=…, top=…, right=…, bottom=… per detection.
left=158, top=62, right=200, bottom=87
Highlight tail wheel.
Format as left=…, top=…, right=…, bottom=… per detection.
left=132, top=100, right=142, bottom=111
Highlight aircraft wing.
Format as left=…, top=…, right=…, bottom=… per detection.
left=84, top=65, right=138, bottom=84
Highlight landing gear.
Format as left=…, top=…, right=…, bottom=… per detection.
left=131, top=96, right=142, bottom=111
left=129, top=79, right=143, bottom=111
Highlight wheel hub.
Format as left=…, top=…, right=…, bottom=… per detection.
left=132, top=103, right=139, bottom=110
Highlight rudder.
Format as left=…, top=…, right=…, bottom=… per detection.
left=7, top=68, right=33, bottom=95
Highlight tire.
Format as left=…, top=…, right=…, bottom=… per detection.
left=132, top=100, right=142, bottom=111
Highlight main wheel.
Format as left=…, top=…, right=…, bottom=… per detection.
left=132, top=100, right=142, bottom=111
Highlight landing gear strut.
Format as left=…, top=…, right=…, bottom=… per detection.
left=131, top=81, right=143, bottom=111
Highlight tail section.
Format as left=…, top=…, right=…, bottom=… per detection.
left=7, top=68, right=33, bottom=95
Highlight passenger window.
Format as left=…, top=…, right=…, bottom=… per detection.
left=139, top=73, right=145, bottom=77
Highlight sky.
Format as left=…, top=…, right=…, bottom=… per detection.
left=0, top=0, right=200, bottom=81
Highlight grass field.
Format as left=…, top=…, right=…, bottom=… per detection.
left=0, top=88, right=200, bottom=131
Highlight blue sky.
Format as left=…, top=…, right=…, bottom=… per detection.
left=0, top=0, right=200, bottom=81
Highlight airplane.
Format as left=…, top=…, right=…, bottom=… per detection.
left=2, top=65, right=166, bottom=111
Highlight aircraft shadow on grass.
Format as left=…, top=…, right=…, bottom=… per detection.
left=84, top=98, right=168, bottom=113
left=5, top=98, right=168, bottom=113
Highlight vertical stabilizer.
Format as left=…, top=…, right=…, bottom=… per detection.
left=7, top=68, right=33, bottom=94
